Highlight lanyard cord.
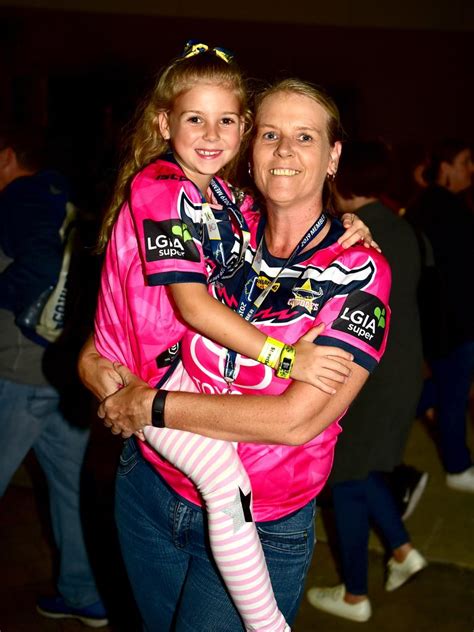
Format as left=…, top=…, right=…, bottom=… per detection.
left=202, top=179, right=251, bottom=283
left=223, top=212, right=328, bottom=386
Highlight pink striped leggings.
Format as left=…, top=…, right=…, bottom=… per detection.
left=143, top=426, right=290, bottom=632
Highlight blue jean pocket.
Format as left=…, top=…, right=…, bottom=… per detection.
left=117, top=438, right=140, bottom=477
left=256, top=500, right=316, bottom=554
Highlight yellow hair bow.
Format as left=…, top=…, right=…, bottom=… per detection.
left=182, top=40, right=233, bottom=64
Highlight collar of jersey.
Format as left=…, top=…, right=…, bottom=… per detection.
left=159, top=150, right=229, bottom=205
left=256, top=214, right=345, bottom=266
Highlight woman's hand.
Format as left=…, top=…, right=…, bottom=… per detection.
left=292, top=323, right=353, bottom=394
left=97, top=364, right=156, bottom=439
left=78, top=336, right=124, bottom=401
left=338, top=213, right=381, bottom=252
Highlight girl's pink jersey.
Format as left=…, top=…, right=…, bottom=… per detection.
left=94, top=155, right=253, bottom=387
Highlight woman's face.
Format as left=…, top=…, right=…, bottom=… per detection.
left=252, top=91, right=341, bottom=210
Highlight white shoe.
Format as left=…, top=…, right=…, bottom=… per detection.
left=446, top=466, right=474, bottom=492
left=385, top=549, right=428, bottom=591
left=307, top=584, right=372, bottom=622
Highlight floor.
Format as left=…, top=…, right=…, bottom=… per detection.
left=1, top=413, right=473, bottom=632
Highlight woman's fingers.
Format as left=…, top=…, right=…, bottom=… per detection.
left=97, top=374, right=155, bottom=439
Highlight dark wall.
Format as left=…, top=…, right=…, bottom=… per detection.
left=2, top=8, right=472, bottom=138
left=1, top=7, right=472, bottom=198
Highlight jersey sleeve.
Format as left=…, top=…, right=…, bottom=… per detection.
left=93, top=212, right=138, bottom=371
left=314, top=248, right=392, bottom=372
left=130, top=165, right=208, bottom=287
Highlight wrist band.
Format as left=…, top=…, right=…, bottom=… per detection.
left=151, top=390, right=168, bottom=428
left=258, top=336, right=285, bottom=369
left=276, top=345, right=296, bottom=379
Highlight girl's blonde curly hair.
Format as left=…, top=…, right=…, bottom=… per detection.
left=97, top=49, right=252, bottom=252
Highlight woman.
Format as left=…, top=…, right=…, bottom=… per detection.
left=406, top=139, right=474, bottom=492
left=80, top=79, right=391, bottom=630
left=307, top=141, right=427, bottom=623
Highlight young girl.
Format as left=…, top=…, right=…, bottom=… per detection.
left=94, top=42, right=363, bottom=631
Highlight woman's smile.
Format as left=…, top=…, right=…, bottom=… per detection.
left=269, top=168, right=301, bottom=176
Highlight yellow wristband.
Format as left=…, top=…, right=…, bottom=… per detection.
left=275, top=345, right=296, bottom=379
left=258, top=336, right=285, bottom=369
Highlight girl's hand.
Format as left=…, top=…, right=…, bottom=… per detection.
left=292, top=323, right=353, bottom=394
left=338, top=213, right=381, bottom=252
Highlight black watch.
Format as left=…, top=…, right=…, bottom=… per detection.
left=151, top=390, right=168, bottom=428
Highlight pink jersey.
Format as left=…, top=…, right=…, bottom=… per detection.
left=94, top=155, right=254, bottom=386
left=146, top=218, right=392, bottom=521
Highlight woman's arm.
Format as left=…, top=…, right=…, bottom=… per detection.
left=164, top=363, right=368, bottom=445
left=95, top=354, right=368, bottom=445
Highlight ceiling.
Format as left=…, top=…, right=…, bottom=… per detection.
left=2, top=0, right=473, bottom=31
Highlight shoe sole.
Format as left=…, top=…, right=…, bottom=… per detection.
left=36, top=606, right=109, bottom=628
left=402, top=472, right=429, bottom=520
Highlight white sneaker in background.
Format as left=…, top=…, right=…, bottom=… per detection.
left=446, top=466, right=474, bottom=492
left=385, top=549, right=428, bottom=592
left=307, top=584, right=372, bottom=622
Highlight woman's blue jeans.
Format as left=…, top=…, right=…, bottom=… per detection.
left=115, top=438, right=316, bottom=631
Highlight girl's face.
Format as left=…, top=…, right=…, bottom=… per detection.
left=158, top=83, right=244, bottom=193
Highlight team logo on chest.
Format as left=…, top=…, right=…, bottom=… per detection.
left=287, top=279, right=323, bottom=314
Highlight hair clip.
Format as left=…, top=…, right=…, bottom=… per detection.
left=182, top=40, right=209, bottom=58
left=212, top=46, right=234, bottom=63
left=181, top=40, right=234, bottom=64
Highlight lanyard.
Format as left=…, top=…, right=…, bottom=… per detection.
left=202, top=179, right=251, bottom=283
left=223, top=212, right=328, bottom=388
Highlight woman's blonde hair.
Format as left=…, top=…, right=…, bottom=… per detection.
left=97, top=49, right=251, bottom=251
left=253, top=78, right=343, bottom=146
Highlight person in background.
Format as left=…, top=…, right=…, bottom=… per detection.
left=0, top=125, right=108, bottom=628
left=307, top=140, right=427, bottom=623
left=406, top=139, right=474, bottom=492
